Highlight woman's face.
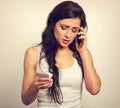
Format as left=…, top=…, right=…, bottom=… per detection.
left=54, top=18, right=81, bottom=48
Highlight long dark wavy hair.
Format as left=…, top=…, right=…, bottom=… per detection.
left=39, top=1, right=87, bottom=104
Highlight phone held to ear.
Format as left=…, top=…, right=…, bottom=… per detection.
left=77, top=34, right=81, bottom=45
left=76, top=29, right=81, bottom=45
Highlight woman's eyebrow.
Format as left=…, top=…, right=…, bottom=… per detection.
left=60, top=24, right=69, bottom=27
left=61, top=24, right=79, bottom=28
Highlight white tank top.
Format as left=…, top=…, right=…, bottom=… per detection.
left=36, top=46, right=83, bottom=108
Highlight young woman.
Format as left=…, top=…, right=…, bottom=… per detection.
left=21, top=1, right=101, bottom=108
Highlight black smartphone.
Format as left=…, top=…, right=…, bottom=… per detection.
left=76, top=29, right=81, bottom=45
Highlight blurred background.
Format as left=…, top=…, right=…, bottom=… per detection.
left=0, top=0, right=120, bottom=108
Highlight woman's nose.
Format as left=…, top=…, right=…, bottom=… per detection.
left=65, top=29, right=71, bottom=38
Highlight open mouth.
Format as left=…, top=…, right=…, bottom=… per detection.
left=63, top=39, right=69, bottom=44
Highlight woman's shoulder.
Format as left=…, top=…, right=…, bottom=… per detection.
left=25, top=46, right=38, bottom=56
left=24, top=46, right=39, bottom=68
left=24, top=46, right=39, bottom=63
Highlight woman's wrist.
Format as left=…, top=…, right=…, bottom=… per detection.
left=79, top=48, right=89, bottom=56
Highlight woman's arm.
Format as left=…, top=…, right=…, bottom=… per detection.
left=76, top=27, right=101, bottom=95
left=21, top=47, right=53, bottom=105
left=80, top=48, right=101, bottom=95
left=21, top=47, right=39, bottom=105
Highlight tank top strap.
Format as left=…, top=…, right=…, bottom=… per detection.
left=36, top=45, right=42, bottom=70
left=37, top=45, right=43, bottom=61
left=37, top=46, right=40, bottom=62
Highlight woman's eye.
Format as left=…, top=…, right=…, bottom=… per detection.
left=72, top=28, right=79, bottom=33
left=61, top=25, right=68, bottom=30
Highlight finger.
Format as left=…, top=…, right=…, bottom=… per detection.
left=35, top=76, right=51, bottom=82
left=77, top=29, right=86, bottom=37
left=47, top=81, right=53, bottom=87
left=79, top=27, right=87, bottom=32
left=79, top=35, right=85, bottom=40
left=38, top=82, right=53, bottom=89
left=38, top=77, right=52, bottom=82
left=80, top=32, right=86, bottom=36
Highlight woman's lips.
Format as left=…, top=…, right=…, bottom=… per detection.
left=63, top=39, right=69, bottom=44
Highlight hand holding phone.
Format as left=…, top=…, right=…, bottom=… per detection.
left=35, top=72, right=53, bottom=89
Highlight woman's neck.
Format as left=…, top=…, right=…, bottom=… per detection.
left=55, top=47, right=74, bottom=69
left=56, top=47, right=73, bottom=58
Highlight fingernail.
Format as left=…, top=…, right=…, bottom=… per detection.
left=50, top=79, right=53, bottom=81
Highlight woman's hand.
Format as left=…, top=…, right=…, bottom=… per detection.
left=75, top=27, right=87, bottom=52
left=33, top=74, right=53, bottom=90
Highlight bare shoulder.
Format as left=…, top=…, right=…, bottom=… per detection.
left=25, top=46, right=38, bottom=57
left=24, top=46, right=38, bottom=67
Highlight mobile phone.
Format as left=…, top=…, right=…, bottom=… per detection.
left=36, top=72, right=52, bottom=78
left=76, top=29, right=81, bottom=45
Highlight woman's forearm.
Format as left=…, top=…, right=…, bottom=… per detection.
left=21, top=82, right=39, bottom=105
left=80, top=48, right=101, bottom=95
